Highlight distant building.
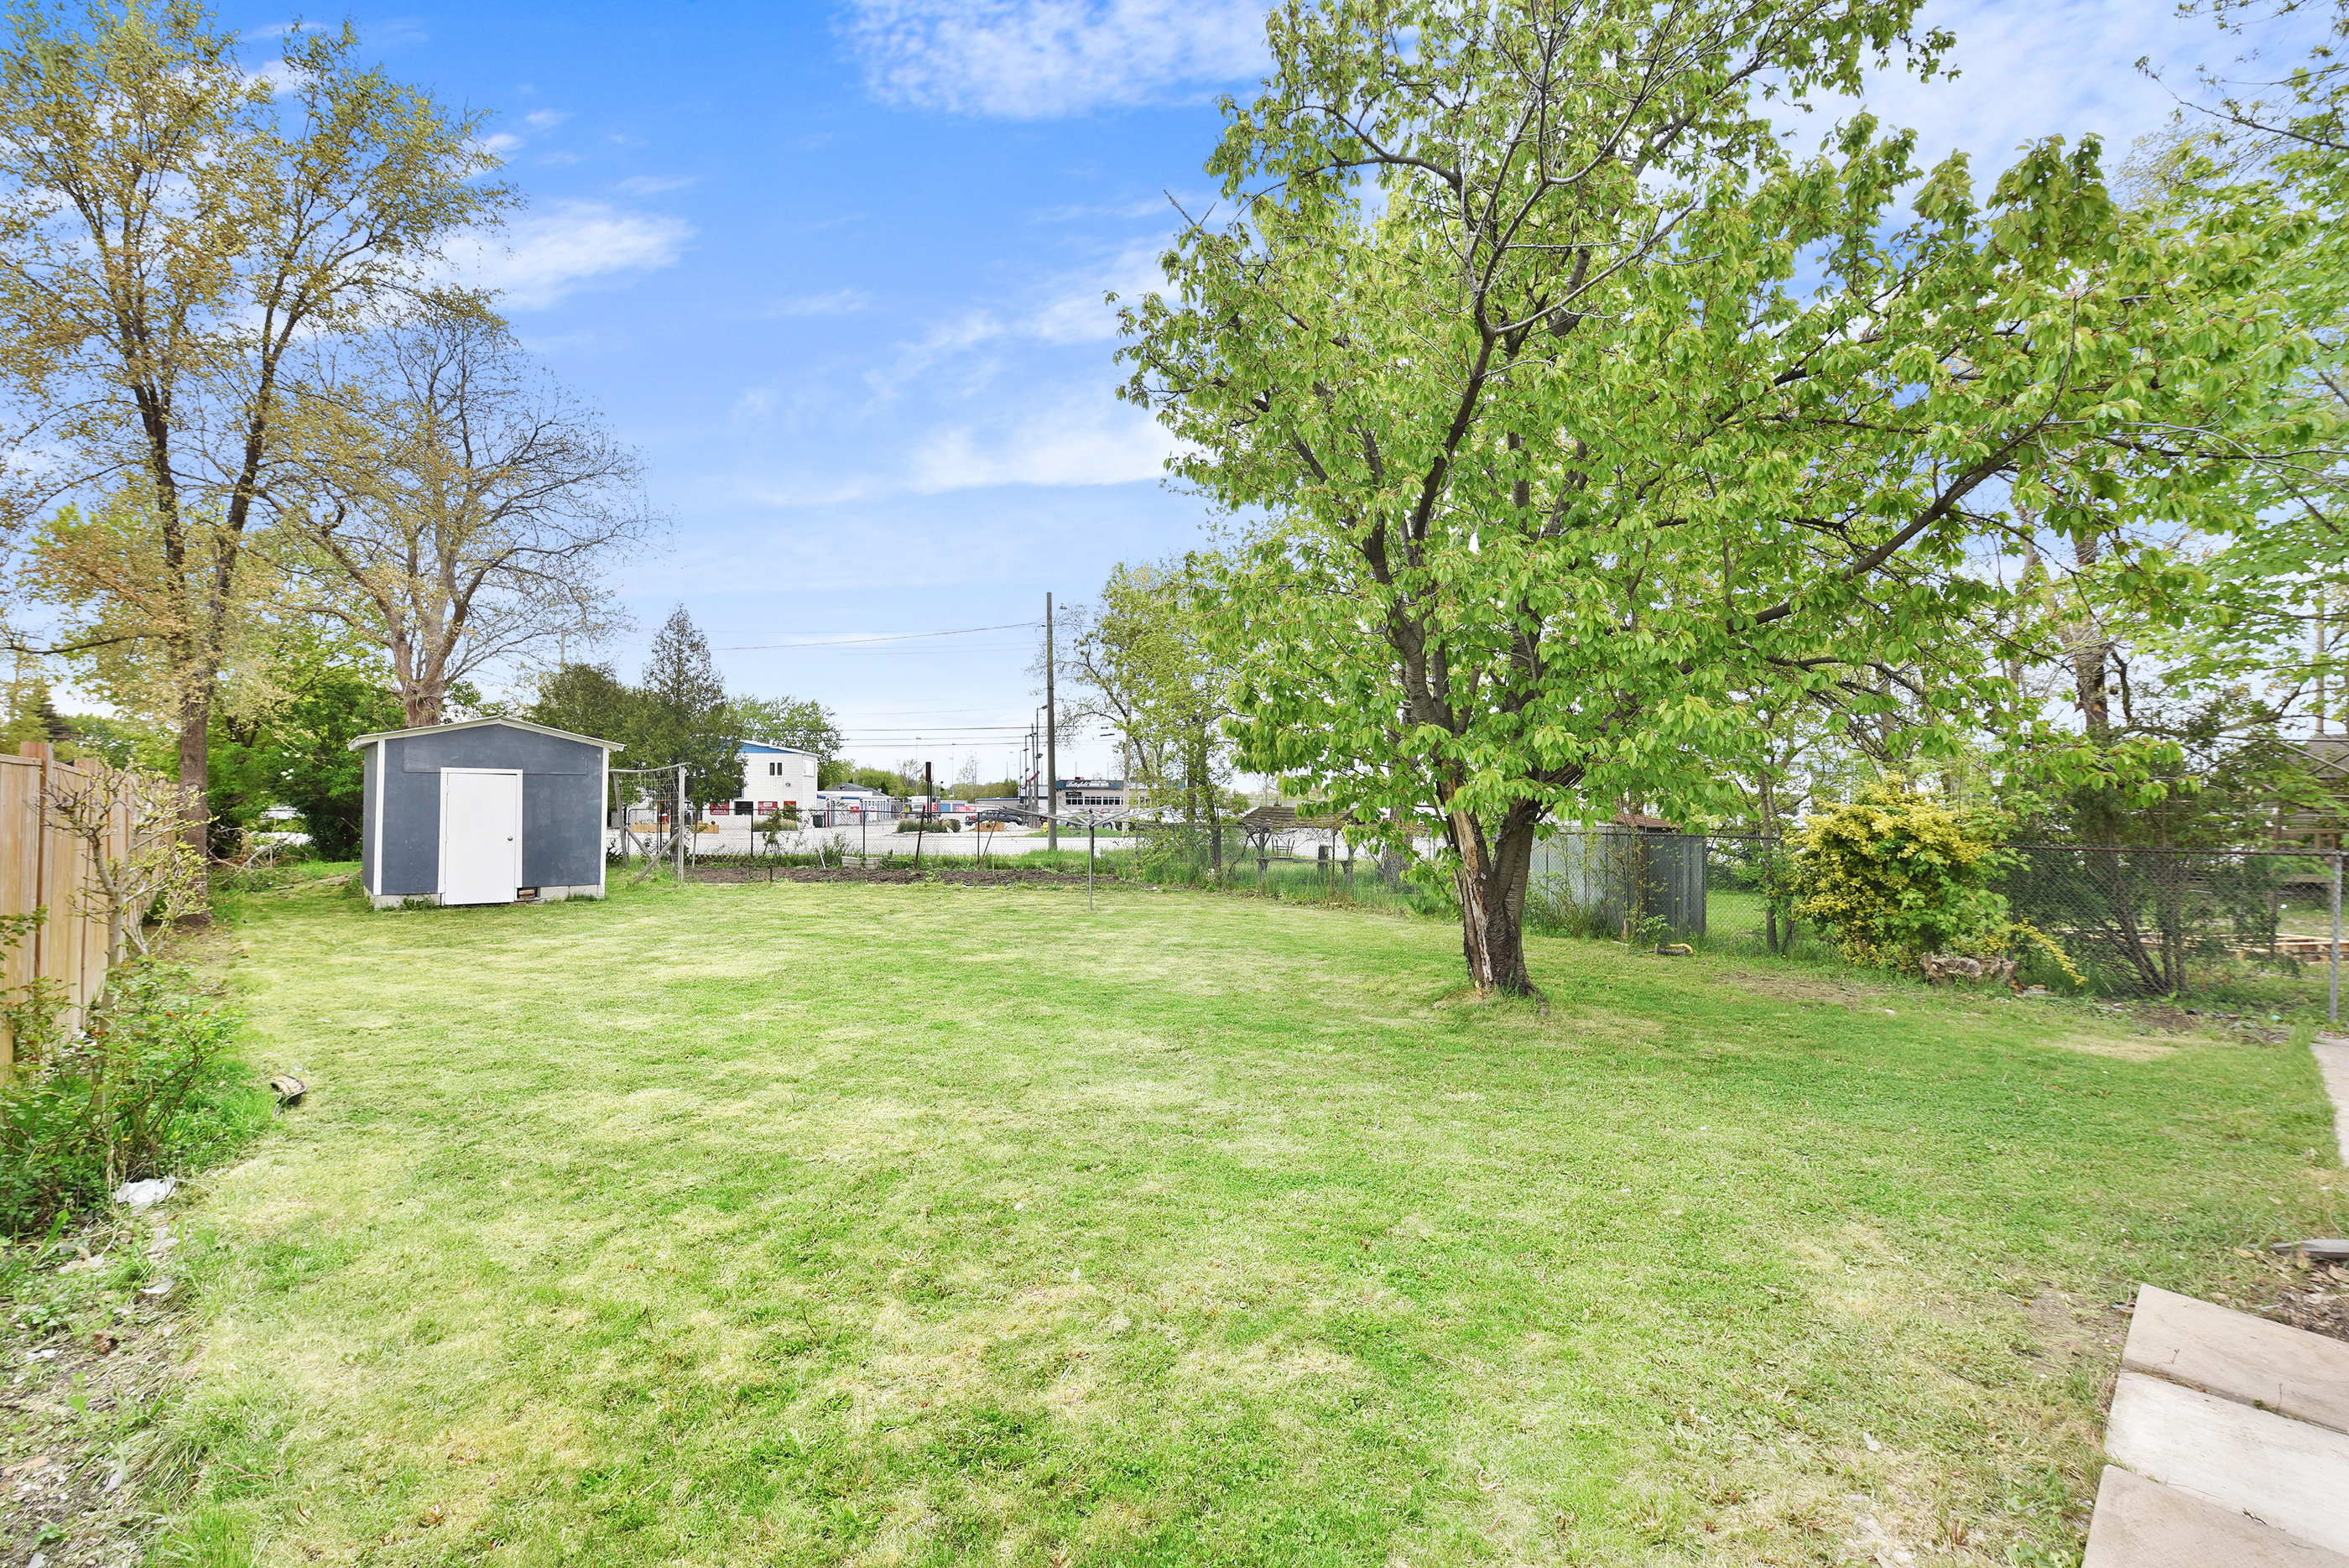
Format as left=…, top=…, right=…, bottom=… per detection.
left=1054, top=777, right=1127, bottom=811
left=813, top=786, right=888, bottom=827
left=711, top=741, right=820, bottom=817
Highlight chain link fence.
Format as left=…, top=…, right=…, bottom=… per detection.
left=1997, top=845, right=2341, bottom=1002
left=1069, top=818, right=2346, bottom=1011
left=1694, top=836, right=2342, bottom=1007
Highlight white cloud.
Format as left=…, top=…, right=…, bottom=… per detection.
left=448, top=201, right=693, bottom=310
left=842, top=0, right=1265, bottom=117
left=617, top=174, right=701, bottom=195
left=477, top=131, right=525, bottom=155
left=768, top=288, right=873, bottom=317
left=1025, top=242, right=1163, bottom=342
left=734, top=388, right=1179, bottom=507
left=904, top=392, right=1177, bottom=491
left=857, top=243, right=1165, bottom=399
left=523, top=108, right=570, bottom=129
left=1842, top=0, right=2340, bottom=185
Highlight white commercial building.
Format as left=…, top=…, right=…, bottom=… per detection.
left=1055, top=777, right=1128, bottom=811
left=714, top=741, right=820, bottom=817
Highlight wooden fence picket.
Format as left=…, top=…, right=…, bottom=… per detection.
left=0, top=742, right=134, bottom=1071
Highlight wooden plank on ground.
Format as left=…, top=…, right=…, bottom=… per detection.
left=2105, top=1373, right=2349, bottom=1557
left=2125, top=1284, right=2349, bottom=1436
left=2084, top=1465, right=2349, bottom=1568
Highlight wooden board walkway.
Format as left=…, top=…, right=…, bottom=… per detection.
left=2085, top=1288, right=2349, bottom=1563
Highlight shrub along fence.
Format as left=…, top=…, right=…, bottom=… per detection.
left=1998, top=844, right=2341, bottom=1005
left=1110, top=820, right=2345, bottom=1011
left=0, top=742, right=127, bottom=1071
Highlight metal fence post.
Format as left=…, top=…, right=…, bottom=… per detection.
left=2331, top=850, right=2341, bottom=1028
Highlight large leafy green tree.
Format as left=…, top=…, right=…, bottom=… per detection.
left=1075, top=557, right=1237, bottom=863
left=727, top=695, right=842, bottom=766
left=195, top=629, right=403, bottom=857
left=264, top=669, right=404, bottom=859
left=527, top=661, right=640, bottom=749
left=1118, top=0, right=2314, bottom=994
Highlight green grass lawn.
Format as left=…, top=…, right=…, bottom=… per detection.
left=160, top=876, right=2345, bottom=1566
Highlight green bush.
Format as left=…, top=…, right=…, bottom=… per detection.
left=1789, top=782, right=2010, bottom=966
left=0, top=956, right=268, bottom=1235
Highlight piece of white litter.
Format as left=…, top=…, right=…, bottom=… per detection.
left=1862, top=1431, right=1881, bottom=1452
left=1883, top=1009, right=1895, bottom=1016
left=113, top=1178, right=175, bottom=1210
left=139, top=1279, right=174, bottom=1298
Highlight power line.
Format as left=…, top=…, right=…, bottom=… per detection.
left=716, top=619, right=1039, bottom=651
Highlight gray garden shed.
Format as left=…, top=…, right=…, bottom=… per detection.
left=348, top=716, right=622, bottom=909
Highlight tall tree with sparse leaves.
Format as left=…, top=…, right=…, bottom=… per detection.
left=0, top=2, right=510, bottom=855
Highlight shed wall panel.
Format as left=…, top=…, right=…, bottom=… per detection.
left=523, top=771, right=602, bottom=888
left=360, top=745, right=378, bottom=893
left=374, top=726, right=608, bottom=898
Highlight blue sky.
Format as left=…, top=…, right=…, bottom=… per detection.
left=219, top=0, right=2288, bottom=781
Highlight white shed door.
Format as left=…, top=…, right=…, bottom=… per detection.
left=440, top=769, right=523, bottom=905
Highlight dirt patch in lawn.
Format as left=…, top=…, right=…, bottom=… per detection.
left=685, top=865, right=1094, bottom=886
left=1709, top=969, right=1902, bottom=1007
left=2041, top=1033, right=2179, bottom=1063
left=3, top=1218, right=201, bottom=1568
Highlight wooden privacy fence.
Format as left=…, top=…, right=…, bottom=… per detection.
left=0, top=742, right=127, bottom=1071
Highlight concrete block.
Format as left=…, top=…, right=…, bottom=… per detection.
left=2316, top=1037, right=2349, bottom=1166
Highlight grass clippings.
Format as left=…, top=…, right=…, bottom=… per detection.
left=118, top=876, right=2349, bottom=1565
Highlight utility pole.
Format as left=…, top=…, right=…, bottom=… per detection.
left=674, top=763, right=686, bottom=882
left=1045, top=593, right=1059, bottom=851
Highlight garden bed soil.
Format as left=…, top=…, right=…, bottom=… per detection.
left=685, top=865, right=1096, bottom=886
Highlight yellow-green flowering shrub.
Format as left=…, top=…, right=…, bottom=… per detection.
left=1789, top=784, right=2011, bottom=966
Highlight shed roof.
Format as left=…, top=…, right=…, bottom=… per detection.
left=345, top=715, right=627, bottom=753
left=736, top=739, right=820, bottom=756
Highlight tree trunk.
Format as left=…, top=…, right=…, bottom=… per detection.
left=2072, top=534, right=2111, bottom=744
left=175, top=664, right=213, bottom=867
left=404, top=678, right=444, bottom=730
left=1450, top=800, right=1541, bottom=996
left=2070, top=533, right=2121, bottom=844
